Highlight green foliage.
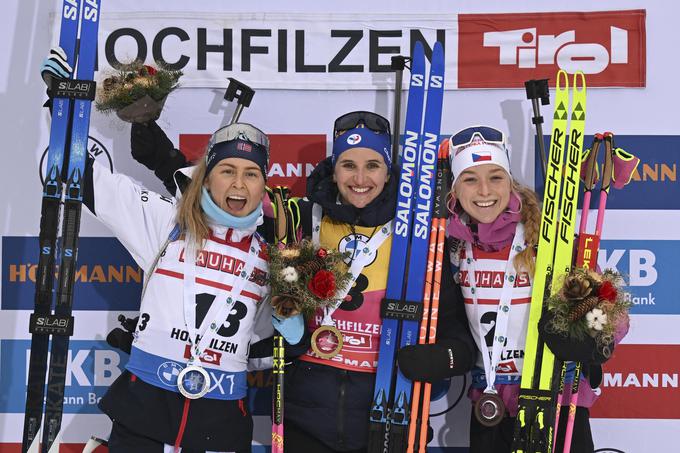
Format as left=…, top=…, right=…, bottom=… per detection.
left=95, top=61, right=182, bottom=113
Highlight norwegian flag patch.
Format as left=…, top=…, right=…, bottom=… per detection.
left=237, top=142, right=253, bottom=152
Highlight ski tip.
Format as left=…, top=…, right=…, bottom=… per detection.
left=573, top=70, right=587, bottom=92
left=413, top=40, right=425, bottom=56
left=439, top=138, right=450, bottom=159
left=556, top=69, right=569, bottom=91
left=433, top=40, right=444, bottom=57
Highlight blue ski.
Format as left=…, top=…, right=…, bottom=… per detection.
left=368, top=40, right=446, bottom=453
left=22, top=1, right=101, bottom=451
left=22, top=1, right=82, bottom=451
left=368, top=40, right=426, bottom=453
left=388, top=41, right=445, bottom=453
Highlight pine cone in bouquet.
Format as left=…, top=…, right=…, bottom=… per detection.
left=561, top=272, right=594, bottom=300
left=270, top=295, right=302, bottom=318
left=546, top=267, right=631, bottom=355
left=96, top=61, right=182, bottom=123
left=568, top=295, right=600, bottom=322
left=267, top=240, right=351, bottom=317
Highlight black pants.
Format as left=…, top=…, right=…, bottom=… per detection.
left=284, top=421, right=367, bottom=453
left=469, top=406, right=594, bottom=453
left=108, top=421, right=250, bottom=453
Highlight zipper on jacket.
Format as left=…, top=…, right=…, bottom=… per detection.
left=336, top=369, right=348, bottom=449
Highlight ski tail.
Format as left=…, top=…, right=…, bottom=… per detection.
left=406, top=138, right=450, bottom=453
left=513, top=69, right=571, bottom=453
left=368, top=40, right=426, bottom=453
left=40, top=1, right=101, bottom=451
left=388, top=41, right=444, bottom=453
left=22, top=1, right=82, bottom=451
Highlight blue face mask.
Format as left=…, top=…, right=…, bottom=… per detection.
left=201, top=187, right=262, bottom=229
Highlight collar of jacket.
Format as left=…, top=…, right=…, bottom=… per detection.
left=305, top=156, right=398, bottom=227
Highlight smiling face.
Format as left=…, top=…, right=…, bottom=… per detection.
left=453, top=164, right=512, bottom=224
left=204, top=157, right=266, bottom=217
left=333, top=147, right=389, bottom=209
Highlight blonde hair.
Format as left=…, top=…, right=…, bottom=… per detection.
left=448, top=178, right=540, bottom=275
left=512, top=181, right=540, bottom=276
left=176, top=157, right=210, bottom=250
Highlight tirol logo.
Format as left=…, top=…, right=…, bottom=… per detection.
left=347, top=133, right=362, bottom=145
left=598, top=240, right=680, bottom=315
left=179, top=133, right=325, bottom=197
left=458, top=10, right=646, bottom=88
left=591, top=344, right=680, bottom=419
left=39, top=135, right=113, bottom=185
left=0, top=340, right=126, bottom=414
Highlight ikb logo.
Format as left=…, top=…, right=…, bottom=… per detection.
left=0, top=340, right=125, bottom=414
left=457, top=10, right=646, bottom=88
left=598, top=240, right=680, bottom=315
left=483, top=26, right=629, bottom=74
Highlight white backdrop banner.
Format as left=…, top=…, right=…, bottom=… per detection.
left=91, top=9, right=645, bottom=90
left=1, top=1, right=677, bottom=452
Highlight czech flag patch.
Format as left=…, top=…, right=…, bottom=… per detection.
left=472, top=152, right=492, bottom=162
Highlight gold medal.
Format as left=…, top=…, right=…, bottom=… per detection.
left=474, top=392, right=506, bottom=427
left=310, top=325, right=343, bottom=359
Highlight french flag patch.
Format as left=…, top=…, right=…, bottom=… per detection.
left=472, top=152, right=492, bottom=162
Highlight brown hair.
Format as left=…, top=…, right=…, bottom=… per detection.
left=176, top=157, right=210, bottom=250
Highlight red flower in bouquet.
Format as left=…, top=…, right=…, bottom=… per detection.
left=143, top=65, right=157, bottom=76
left=598, top=280, right=618, bottom=303
left=316, top=248, right=328, bottom=258
left=307, top=270, right=336, bottom=299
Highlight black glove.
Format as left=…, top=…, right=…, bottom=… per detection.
left=585, top=364, right=603, bottom=388
left=130, top=121, right=187, bottom=195
left=539, top=310, right=613, bottom=365
left=106, top=315, right=138, bottom=354
left=397, top=339, right=472, bottom=382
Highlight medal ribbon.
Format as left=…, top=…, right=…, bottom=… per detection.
left=311, top=203, right=392, bottom=326
left=465, top=223, right=524, bottom=395
left=182, top=234, right=260, bottom=365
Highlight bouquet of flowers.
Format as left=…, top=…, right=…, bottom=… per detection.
left=95, top=61, right=182, bottom=123
left=267, top=240, right=351, bottom=318
left=546, top=267, right=630, bottom=357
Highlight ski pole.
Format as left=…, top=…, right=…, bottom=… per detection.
left=550, top=133, right=601, bottom=450
left=525, top=79, right=550, bottom=182
left=391, top=55, right=407, bottom=165
left=561, top=133, right=614, bottom=453
left=271, top=185, right=298, bottom=453
left=224, top=77, right=255, bottom=124
left=415, top=141, right=450, bottom=453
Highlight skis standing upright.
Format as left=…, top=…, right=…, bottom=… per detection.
left=406, top=139, right=450, bottom=453
left=512, top=70, right=587, bottom=453
left=368, top=40, right=445, bottom=453
left=22, top=1, right=101, bottom=452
